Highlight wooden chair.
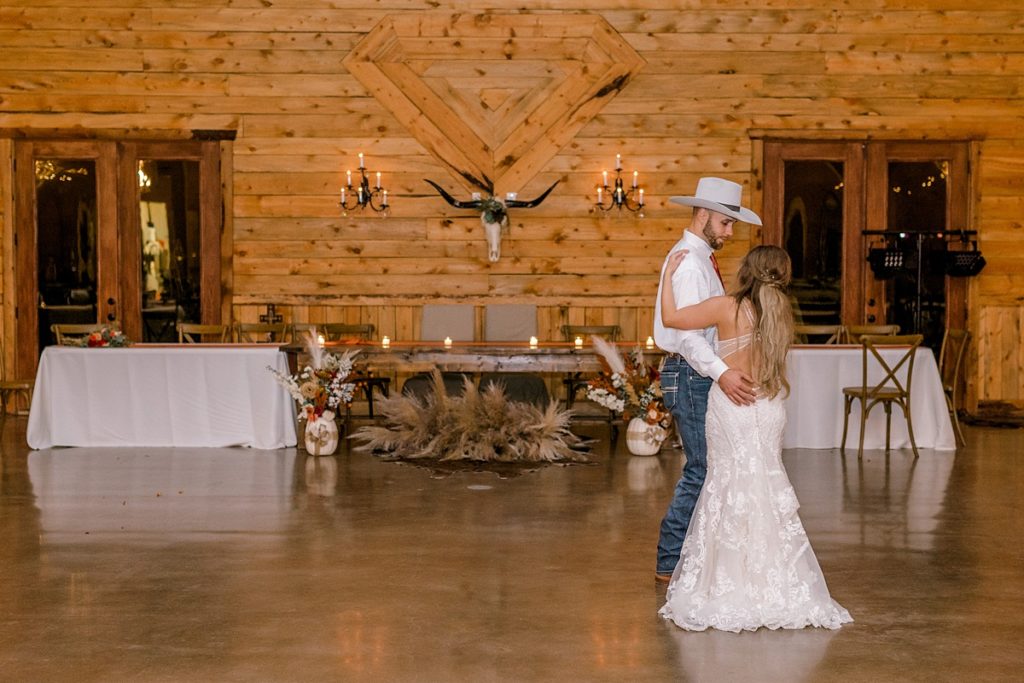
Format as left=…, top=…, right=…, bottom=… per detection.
left=841, top=334, right=923, bottom=459
left=0, top=338, right=33, bottom=417
left=939, top=328, right=970, bottom=446
left=50, top=323, right=105, bottom=346
left=234, top=322, right=289, bottom=343
left=322, top=323, right=376, bottom=342
left=562, top=324, right=620, bottom=438
left=794, top=324, right=843, bottom=345
left=842, top=324, right=900, bottom=344
left=178, top=323, right=230, bottom=344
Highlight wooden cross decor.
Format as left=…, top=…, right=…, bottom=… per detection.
left=259, top=304, right=283, bottom=324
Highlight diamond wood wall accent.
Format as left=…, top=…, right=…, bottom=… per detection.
left=343, top=13, right=645, bottom=196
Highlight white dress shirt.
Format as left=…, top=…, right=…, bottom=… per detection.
left=653, top=229, right=730, bottom=381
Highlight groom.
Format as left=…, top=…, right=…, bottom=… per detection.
left=654, top=177, right=762, bottom=582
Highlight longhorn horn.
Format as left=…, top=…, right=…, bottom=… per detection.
left=505, top=180, right=560, bottom=208
left=423, top=179, right=483, bottom=209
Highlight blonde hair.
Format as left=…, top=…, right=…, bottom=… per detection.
left=731, top=246, right=794, bottom=399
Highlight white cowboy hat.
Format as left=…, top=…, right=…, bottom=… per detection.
left=670, top=177, right=763, bottom=226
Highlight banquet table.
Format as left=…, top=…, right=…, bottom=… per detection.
left=27, top=346, right=297, bottom=449
left=784, top=345, right=955, bottom=451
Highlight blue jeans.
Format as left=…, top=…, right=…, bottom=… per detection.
left=656, top=357, right=712, bottom=575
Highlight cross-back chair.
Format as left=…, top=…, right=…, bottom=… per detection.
left=234, top=322, right=289, bottom=343
left=842, top=324, right=900, bottom=344
left=51, top=323, right=106, bottom=346
left=938, top=328, right=970, bottom=446
left=840, top=334, right=923, bottom=459
left=794, top=324, right=844, bottom=345
left=178, top=323, right=230, bottom=344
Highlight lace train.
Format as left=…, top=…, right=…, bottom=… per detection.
left=659, top=385, right=852, bottom=632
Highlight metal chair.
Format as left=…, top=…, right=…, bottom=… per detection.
left=794, top=324, right=843, bottom=345
left=938, top=328, right=970, bottom=446
left=178, top=323, right=230, bottom=343
left=562, top=324, right=620, bottom=439
left=842, top=324, right=900, bottom=344
left=841, top=334, right=923, bottom=458
left=50, top=323, right=106, bottom=346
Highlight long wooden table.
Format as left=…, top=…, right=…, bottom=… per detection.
left=289, top=341, right=660, bottom=374
left=289, top=341, right=954, bottom=451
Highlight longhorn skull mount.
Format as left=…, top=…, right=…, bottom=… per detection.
left=424, top=179, right=559, bottom=262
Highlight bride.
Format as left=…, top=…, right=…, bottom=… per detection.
left=657, top=245, right=852, bottom=632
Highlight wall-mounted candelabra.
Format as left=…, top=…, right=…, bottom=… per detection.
left=340, top=153, right=389, bottom=216
left=595, top=154, right=644, bottom=216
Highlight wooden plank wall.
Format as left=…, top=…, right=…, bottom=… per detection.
left=1, top=1, right=1023, bottom=411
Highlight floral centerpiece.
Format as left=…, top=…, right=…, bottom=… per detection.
left=269, top=332, right=359, bottom=423
left=75, top=327, right=131, bottom=347
left=268, top=331, right=359, bottom=455
left=586, top=336, right=671, bottom=428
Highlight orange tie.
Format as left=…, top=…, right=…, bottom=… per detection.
left=710, top=252, right=725, bottom=288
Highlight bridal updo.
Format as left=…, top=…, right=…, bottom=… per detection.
left=731, top=245, right=794, bottom=399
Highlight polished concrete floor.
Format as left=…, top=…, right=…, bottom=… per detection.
left=1, top=416, right=1023, bottom=682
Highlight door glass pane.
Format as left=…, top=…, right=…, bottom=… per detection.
left=783, top=160, right=844, bottom=330
left=138, top=159, right=201, bottom=341
left=35, top=159, right=97, bottom=348
left=886, top=161, right=948, bottom=349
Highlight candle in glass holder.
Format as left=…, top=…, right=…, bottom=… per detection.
left=574, top=336, right=583, bottom=349
left=381, top=335, right=390, bottom=349
left=529, top=336, right=538, bottom=350
left=444, top=336, right=453, bottom=349
left=646, top=336, right=655, bottom=350
left=317, top=334, right=326, bottom=347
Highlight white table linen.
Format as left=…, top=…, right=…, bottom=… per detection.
left=27, top=346, right=298, bottom=449
left=784, top=346, right=955, bottom=451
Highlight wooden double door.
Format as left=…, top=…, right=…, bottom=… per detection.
left=761, top=139, right=970, bottom=350
left=13, top=139, right=224, bottom=379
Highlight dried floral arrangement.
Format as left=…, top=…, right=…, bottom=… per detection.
left=586, top=336, right=671, bottom=428
left=350, top=370, right=589, bottom=463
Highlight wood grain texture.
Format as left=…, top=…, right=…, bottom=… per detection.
left=0, top=2, right=1022, bottom=406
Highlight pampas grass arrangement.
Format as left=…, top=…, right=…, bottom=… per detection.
left=350, top=370, right=589, bottom=463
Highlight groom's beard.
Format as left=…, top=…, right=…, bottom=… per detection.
left=701, top=217, right=726, bottom=250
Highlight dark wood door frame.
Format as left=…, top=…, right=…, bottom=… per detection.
left=13, top=139, right=223, bottom=380
left=762, top=139, right=970, bottom=332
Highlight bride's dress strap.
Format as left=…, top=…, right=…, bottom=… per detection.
left=715, top=300, right=757, bottom=359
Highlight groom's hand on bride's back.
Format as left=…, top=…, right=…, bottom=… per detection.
left=719, top=369, right=757, bottom=406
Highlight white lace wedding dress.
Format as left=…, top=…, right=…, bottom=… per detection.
left=659, top=382, right=853, bottom=632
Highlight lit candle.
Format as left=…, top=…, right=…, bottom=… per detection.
left=444, top=336, right=453, bottom=349
left=382, top=189, right=388, bottom=206
left=615, top=153, right=622, bottom=170
left=602, top=170, right=608, bottom=186
left=597, top=187, right=603, bottom=203
left=638, top=188, right=644, bottom=206
left=633, top=170, right=639, bottom=188
left=646, top=336, right=655, bottom=350
left=529, top=336, right=538, bottom=349
left=358, top=186, right=363, bottom=203
left=346, top=169, right=352, bottom=186
left=340, top=187, right=346, bottom=204
left=376, top=171, right=381, bottom=189
left=574, top=336, right=583, bottom=349
left=358, top=152, right=364, bottom=169
left=381, top=335, right=390, bottom=349
left=317, top=334, right=326, bottom=347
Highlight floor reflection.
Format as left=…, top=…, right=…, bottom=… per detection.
left=664, top=623, right=837, bottom=683
left=29, top=447, right=297, bottom=539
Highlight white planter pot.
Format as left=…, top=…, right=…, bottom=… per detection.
left=304, top=410, right=339, bottom=456
left=625, top=417, right=667, bottom=456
